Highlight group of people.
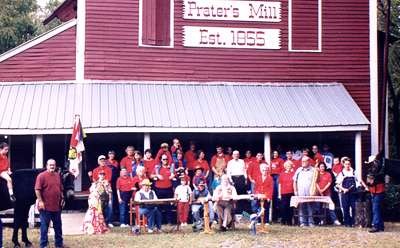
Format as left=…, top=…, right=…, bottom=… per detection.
left=82, top=139, right=385, bottom=234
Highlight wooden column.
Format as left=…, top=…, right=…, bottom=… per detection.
left=144, top=133, right=151, bottom=151
left=35, top=135, right=44, bottom=168
left=355, top=132, right=362, bottom=180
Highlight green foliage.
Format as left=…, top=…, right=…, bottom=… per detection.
left=0, top=0, right=39, bottom=53
left=383, top=183, right=400, bottom=221
left=0, top=0, right=62, bottom=54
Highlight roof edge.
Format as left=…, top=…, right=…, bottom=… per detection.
left=0, top=125, right=369, bottom=135
left=0, top=19, right=77, bottom=63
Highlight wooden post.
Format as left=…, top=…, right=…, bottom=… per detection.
left=258, top=198, right=269, bottom=233
left=35, top=135, right=44, bottom=168
left=202, top=200, right=214, bottom=234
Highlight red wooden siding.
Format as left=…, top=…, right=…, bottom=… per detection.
left=0, top=26, right=76, bottom=82
left=85, top=0, right=370, bottom=115
left=291, top=0, right=319, bottom=50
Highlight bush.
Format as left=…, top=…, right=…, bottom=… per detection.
left=383, top=183, right=400, bottom=221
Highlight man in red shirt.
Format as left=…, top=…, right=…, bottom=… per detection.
left=365, top=173, right=385, bottom=232
left=271, top=150, right=284, bottom=221
left=247, top=152, right=264, bottom=191
left=252, top=163, right=273, bottom=225
left=211, top=145, right=230, bottom=178
left=89, top=155, right=112, bottom=183
left=285, top=150, right=301, bottom=171
left=279, top=160, right=295, bottom=225
left=0, top=142, right=15, bottom=202
left=152, top=154, right=174, bottom=224
left=116, top=168, right=134, bottom=227
left=184, top=141, right=197, bottom=179
left=312, top=145, right=324, bottom=164
left=155, top=143, right=173, bottom=164
left=35, top=159, right=64, bottom=248
left=120, top=146, right=135, bottom=174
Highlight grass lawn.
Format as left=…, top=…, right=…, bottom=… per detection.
left=2, top=222, right=400, bottom=248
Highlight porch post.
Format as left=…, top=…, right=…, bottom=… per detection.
left=35, top=135, right=44, bottom=169
left=355, top=131, right=362, bottom=180
left=144, top=133, right=151, bottom=151
left=264, top=133, right=271, bottom=164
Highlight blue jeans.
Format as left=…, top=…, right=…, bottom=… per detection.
left=139, top=207, right=162, bottom=230
left=102, top=197, right=113, bottom=225
left=119, top=191, right=132, bottom=225
left=0, top=217, right=3, bottom=248
left=39, top=210, right=63, bottom=248
left=154, top=187, right=174, bottom=224
left=340, top=193, right=356, bottom=226
left=191, top=202, right=215, bottom=223
left=299, top=202, right=314, bottom=225
left=271, top=174, right=279, bottom=220
left=372, top=193, right=384, bottom=231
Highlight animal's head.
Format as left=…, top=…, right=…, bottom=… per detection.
left=60, top=170, right=75, bottom=200
left=363, top=152, right=385, bottom=184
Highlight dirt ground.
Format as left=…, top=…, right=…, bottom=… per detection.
left=2, top=219, right=400, bottom=248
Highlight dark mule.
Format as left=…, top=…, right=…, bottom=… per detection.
left=0, top=168, right=75, bottom=248
left=364, top=152, right=400, bottom=184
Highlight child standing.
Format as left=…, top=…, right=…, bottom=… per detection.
left=174, top=176, right=192, bottom=226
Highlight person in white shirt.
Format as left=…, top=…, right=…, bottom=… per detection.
left=293, top=156, right=315, bottom=227
left=134, top=179, right=162, bottom=233
left=336, top=158, right=362, bottom=227
left=226, top=150, right=248, bottom=214
left=174, top=177, right=192, bottom=226
left=213, top=175, right=238, bottom=231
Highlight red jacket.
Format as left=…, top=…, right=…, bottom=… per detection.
left=254, top=174, right=273, bottom=200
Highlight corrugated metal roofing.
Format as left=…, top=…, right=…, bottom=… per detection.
left=0, top=82, right=370, bottom=134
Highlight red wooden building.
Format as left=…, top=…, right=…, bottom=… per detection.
left=0, top=0, right=379, bottom=190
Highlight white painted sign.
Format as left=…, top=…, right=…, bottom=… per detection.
left=183, top=26, right=281, bottom=49
left=183, top=0, right=281, bottom=22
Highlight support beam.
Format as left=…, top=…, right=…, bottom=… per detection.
left=369, top=0, right=379, bottom=154
left=264, top=133, right=271, bottom=164
left=35, top=135, right=44, bottom=168
left=144, top=133, right=151, bottom=151
left=355, top=132, right=362, bottom=180
left=76, top=0, right=86, bottom=82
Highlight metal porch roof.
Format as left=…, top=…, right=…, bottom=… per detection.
left=0, top=81, right=370, bottom=134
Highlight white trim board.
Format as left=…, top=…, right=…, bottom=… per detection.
left=288, top=0, right=322, bottom=52
left=75, top=0, right=86, bottom=82
left=0, top=125, right=369, bottom=135
left=138, top=0, right=174, bottom=48
left=0, top=19, right=77, bottom=63
left=369, top=0, right=379, bottom=154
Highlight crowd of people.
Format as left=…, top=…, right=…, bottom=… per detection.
left=0, top=138, right=387, bottom=248
left=82, top=139, right=385, bottom=235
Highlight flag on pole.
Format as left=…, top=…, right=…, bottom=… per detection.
left=68, top=115, right=85, bottom=177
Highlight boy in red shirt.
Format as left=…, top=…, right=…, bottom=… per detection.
left=0, top=142, right=15, bottom=202
left=116, top=168, right=134, bottom=227
left=279, top=160, right=295, bottom=225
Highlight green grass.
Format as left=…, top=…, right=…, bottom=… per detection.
left=3, top=223, right=400, bottom=248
